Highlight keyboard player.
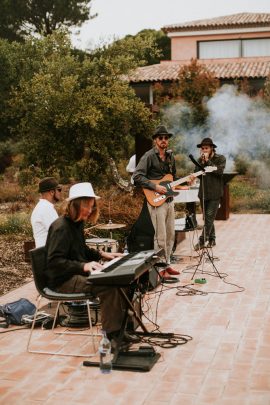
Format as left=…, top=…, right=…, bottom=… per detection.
left=45, top=182, right=137, bottom=348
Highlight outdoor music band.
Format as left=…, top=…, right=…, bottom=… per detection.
left=31, top=125, right=226, bottom=347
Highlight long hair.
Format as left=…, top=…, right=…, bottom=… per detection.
left=64, top=197, right=100, bottom=223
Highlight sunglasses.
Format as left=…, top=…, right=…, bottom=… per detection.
left=157, top=135, right=169, bottom=141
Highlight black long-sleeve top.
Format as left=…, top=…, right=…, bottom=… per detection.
left=45, top=216, right=101, bottom=289
left=197, top=153, right=226, bottom=200
left=133, top=147, right=177, bottom=190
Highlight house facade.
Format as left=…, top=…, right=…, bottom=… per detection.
left=129, top=13, right=270, bottom=105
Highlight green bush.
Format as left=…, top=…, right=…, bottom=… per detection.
left=0, top=213, right=32, bottom=236
left=0, top=141, right=13, bottom=173
left=230, top=179, right=256, bottom=199
left=230, top=176, right=270, bottom=213
left=234, top=154, right=250, bottom=175
left=17, top=168, right=37, bottom=187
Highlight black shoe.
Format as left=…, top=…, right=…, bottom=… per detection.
left=123, top=331, right=141, bottom=343
left=110, top=338, right=132, bottom=353
left=208, top=240, right=216, bottom=248
left=108, top=330, right=139, bottom=346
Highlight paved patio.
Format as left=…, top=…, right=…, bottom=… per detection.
left=0, top=214, right=270, bottom=405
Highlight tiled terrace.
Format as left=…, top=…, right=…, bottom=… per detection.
left=0, top=214, right=270, bottom=405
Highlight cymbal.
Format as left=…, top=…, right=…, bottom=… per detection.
left=96, top=222, right=126, bottom=230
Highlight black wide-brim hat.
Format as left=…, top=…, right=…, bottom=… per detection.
left=197, top=137, right=217, bottom=148
left=152, top=125, right=173, bottom=139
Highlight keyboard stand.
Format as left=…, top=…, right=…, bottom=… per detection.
left=83, top=285, right=161, bottom=372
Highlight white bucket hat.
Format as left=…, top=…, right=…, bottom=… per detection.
left=66, top=182, right=100, bottom=201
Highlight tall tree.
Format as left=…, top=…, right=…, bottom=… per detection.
left=7, top=32, right=155, bottom=182
left=0, top=0, right=96, bottom=40
left=154, top=59, right=219, bottom=128
left=115, top=29, right=170, bottom=66
left=0, top=0, right=26, bottom=41
left=264, top=75, right=270, bottom=108
left=177, top=59, right=219, bottom=126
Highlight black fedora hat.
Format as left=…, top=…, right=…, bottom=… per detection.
left=152, top=125, right=173, bottom=139
left=197, top=137, right=217, bottom=148
left=38, top=177, right=59, bottom=193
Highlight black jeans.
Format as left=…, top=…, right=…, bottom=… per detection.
left=199, top=199, right=220, bottom=242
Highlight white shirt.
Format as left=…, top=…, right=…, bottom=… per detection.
left=31, top=199, right=58, bottom=247
left=126, top=155, right=136, bottom=173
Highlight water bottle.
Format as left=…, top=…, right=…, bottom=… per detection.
left=99, top=330, right=112, bottom=374
left=123, top=240, right=129, bottom=254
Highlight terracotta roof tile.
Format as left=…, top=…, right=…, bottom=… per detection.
left=127, top=59, right=270, bottom=82
left=163, top=12, right=270, bottom=33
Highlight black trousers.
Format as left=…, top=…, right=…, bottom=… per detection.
left=199, top=199, right=220, bottom=242
left=56, top=275, right=127, bottom=334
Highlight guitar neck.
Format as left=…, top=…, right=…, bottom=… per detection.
left=170, top=170, right=204, bottom=188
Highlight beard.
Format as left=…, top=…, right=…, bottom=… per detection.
left=53, top=193, right=60, bottom=203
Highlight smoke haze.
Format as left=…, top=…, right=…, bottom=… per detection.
left=162, top=84, right=270, bottom=187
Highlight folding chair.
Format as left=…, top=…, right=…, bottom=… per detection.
left=27, top=246, right=100, bottom=357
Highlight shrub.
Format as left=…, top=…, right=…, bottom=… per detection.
left=230, top=176, right=270, bottom=213
left=0, top=182, right=22, bottom=202
left=0, top=141, right=13, bottom=173
left=230, top=179, right=256, bottom=199
left=17, top=168, right=37, bottom=187
left=234, top=154, right=250, bottom=175
left=0, top=213, right=32, bottom=236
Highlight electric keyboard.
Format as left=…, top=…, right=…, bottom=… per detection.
left=87, top=249, right=164, bottom=286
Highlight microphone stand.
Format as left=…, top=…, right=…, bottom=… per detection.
left=190, top=156, right=222, bottom=280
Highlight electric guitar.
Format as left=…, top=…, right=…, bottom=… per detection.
left=143, top=166, right=217, bottom=207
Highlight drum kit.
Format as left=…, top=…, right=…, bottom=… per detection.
left=85, top=220, right=126, bottom=253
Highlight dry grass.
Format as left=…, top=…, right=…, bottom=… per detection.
left=230, top=176, right=270, bottom=213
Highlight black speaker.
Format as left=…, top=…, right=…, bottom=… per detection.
left=148, top=267, right=161, bottom=290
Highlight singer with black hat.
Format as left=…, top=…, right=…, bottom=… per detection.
left=133, top=125, right=180, bottom=278
left=191, top=137, right=226, bottom=250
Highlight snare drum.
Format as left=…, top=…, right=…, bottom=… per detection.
left=85, top=238, right=118, bottom=253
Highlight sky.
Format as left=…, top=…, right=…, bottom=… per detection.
left=72, top=0, right=270, bottom=50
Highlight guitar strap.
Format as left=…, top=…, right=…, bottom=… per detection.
left=157, top=149, right=174, bottom=176
left=165, top=149, right=174, bottom=175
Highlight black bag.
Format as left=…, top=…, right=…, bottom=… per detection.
left=127, top=199, right=155, bottom=253
left=0, top=298, right=36, bottom=328
left=185, top=213, right=197, bottom=230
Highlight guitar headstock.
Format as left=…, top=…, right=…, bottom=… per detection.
left=205, top=166, right=217, bottom=173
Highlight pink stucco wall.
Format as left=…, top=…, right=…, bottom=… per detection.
left=171, top=30, right=270, bottom=60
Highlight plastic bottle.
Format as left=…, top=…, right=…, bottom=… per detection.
left=99, top=330, right=112, bottom=374
left=123, top=241, right=129, bottom=254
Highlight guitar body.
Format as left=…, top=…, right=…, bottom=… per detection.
left=142, top=167, right=217, bottom=207
left=143, top=174, right=179, bottom=207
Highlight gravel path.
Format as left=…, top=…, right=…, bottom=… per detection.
left=0, top=235, right=33, bottom=296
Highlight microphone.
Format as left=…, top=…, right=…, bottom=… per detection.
left=188, top=154, right=205, bottom=171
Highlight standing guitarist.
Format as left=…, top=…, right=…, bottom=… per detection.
left=133, top=125, right=179, bottom=277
